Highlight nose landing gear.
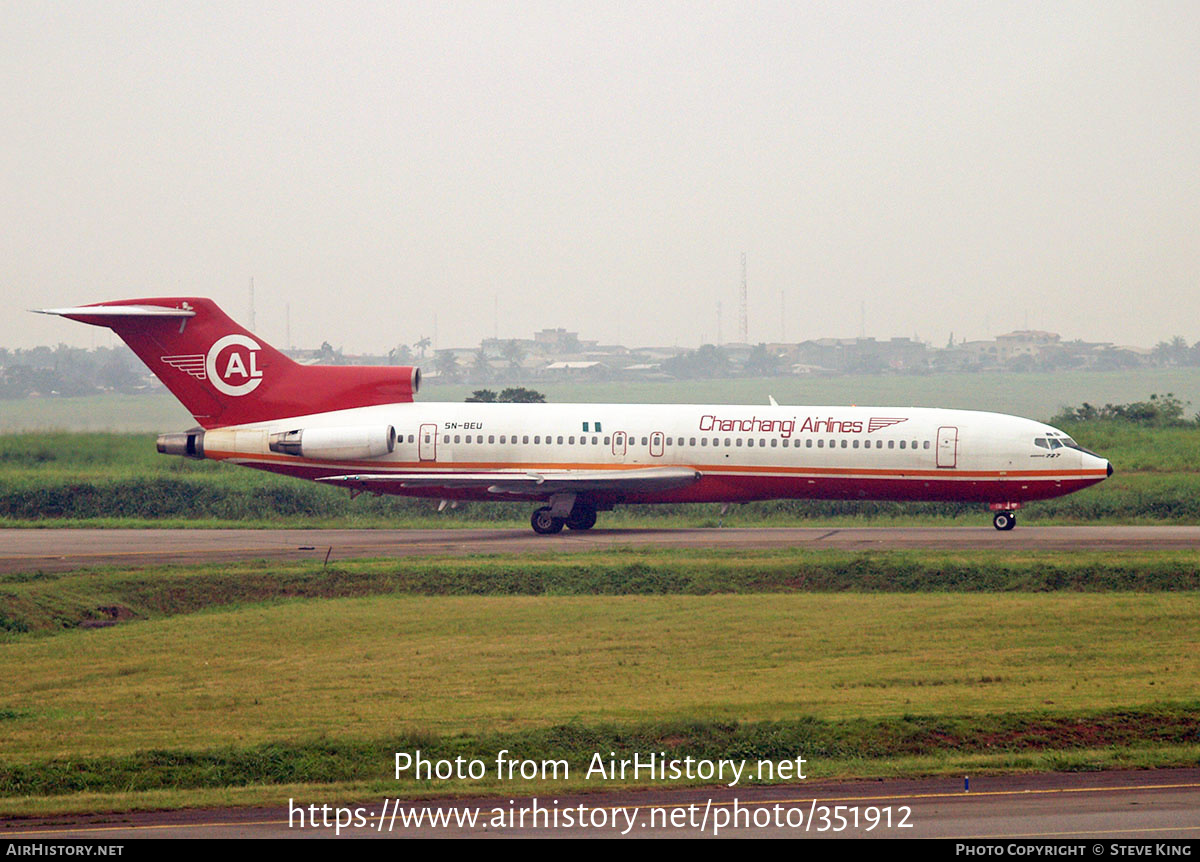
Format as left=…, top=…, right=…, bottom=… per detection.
left=990, top=502, right=1021, bottom=531
left=992, top=511, right=1017, bottom=531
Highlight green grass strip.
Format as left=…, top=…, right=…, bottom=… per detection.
left=1, top=705, right=1196, bottom=798
left=4, top=549, right=1200, bottom=636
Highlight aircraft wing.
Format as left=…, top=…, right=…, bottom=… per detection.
left=316, top=466, right=701, bottom=496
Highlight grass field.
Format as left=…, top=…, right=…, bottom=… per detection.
left=3, top=592, right=1196, bottom=756
left=0, top=551, right=1197, bottom=813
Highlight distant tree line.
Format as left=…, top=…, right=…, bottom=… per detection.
left=1151, top=337, right=1200, bottom=367
left=659, top=344, right=783, bottom=379
left=465, top=388, right=546, bottom=403
left=0, top=345, right=145, bottom=399
left=1051, top=393, right=1199, bottom=427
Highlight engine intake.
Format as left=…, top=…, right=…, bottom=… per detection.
left=269, top=425, right=396, bottom=460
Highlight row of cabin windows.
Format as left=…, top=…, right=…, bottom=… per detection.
left=429, top=433, right=931, bottom=451
left=443, top=434, right=603, bottom=445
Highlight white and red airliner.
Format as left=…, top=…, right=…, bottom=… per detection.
left=39, top=297, right=1112, bottom=533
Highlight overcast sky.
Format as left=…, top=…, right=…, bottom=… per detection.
left=3, top=1, right=1197, bottom=354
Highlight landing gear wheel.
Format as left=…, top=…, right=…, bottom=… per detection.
left=993, top=511, right=1017, bottom=531
left=531, top=507, right=565, bottom=535
left=565, top=506, right=598, bottom=531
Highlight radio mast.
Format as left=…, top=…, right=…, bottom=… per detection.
left=738, top=253, right=748, bottom=343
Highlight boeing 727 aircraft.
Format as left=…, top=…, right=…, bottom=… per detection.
left=38, top=298, right=1112, bottom=533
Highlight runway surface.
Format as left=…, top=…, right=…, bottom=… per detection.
left=2, top=525, right=1200, bottom=573
left=3, top=769, right=1198, bottom=839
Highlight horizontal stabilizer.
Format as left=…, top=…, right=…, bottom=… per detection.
left=35, top=297, right=420, bottom=428
left=34, top=305, right=197, bottom=319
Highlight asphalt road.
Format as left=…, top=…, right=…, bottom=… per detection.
left=3, top=769, right=1198, bottom=839
left=2, top=525, right=1200, bottom=573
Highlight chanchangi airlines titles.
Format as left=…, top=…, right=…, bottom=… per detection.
left=698, top=415, right=909, bottom=437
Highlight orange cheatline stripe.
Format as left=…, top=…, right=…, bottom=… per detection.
left=206, top=450, right=1105, bottom=482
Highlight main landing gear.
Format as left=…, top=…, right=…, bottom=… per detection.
left=531, top=501, right=598, bottom=534
left=992, top=511, right=1017, bottom=531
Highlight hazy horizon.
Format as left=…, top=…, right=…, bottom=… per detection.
left=5, top=2, right=1198, bottom=354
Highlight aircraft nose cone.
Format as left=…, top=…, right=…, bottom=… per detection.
left=1107, top=461, right=1114, bottom=477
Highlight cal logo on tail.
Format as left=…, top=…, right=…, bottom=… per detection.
left=204, top=334, right=264, bottom=396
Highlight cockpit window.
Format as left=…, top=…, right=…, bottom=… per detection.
left=1041, top=433, right=1101, bottom=458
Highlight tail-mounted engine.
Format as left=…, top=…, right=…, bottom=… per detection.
left=156, top=429, right=205, bottom=459
left=269, top=425, right=396, bottom=460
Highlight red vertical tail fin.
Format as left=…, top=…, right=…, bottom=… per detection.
left=37, top=297, right=419, bottom=428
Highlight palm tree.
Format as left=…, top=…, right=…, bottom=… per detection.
left=501, top=339, right=526, bottom=378
left=434, top=350, right=461, bottom=381
left=472, top=348, right=492, bottom=383
left=390, top=344, right=413, bottom=364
